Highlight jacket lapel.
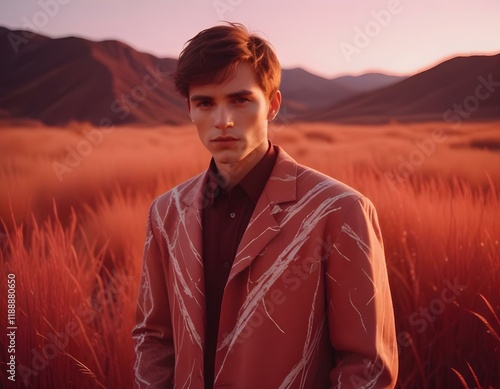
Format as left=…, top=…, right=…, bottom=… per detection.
left=178, top=147, right=299, bottom=297
left=228, top=147, right=298, bottom=282
left=175, top=172, right=209, bottom=332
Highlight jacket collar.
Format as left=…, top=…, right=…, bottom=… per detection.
left=262, top=144, right=298, bottom=206
left=181, top=144, right=297, bottom=210
left=230, top=145, right=298, bottom=281
left=203, top=141, right=278, bottom=207
left=178, top=145, right=298, bottom=284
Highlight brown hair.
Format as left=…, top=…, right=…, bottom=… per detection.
left=173, top=22, right=281, bottom=99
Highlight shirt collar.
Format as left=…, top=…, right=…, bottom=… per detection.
left=204, top=141, right=277, bottom=205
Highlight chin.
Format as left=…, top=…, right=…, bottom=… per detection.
left=212, top=149, right=244, bottom=164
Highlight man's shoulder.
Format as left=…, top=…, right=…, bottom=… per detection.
left=292, top=164, right=381, bottom=229
left=273, top=145, right=367, bottom=206
left=296, top=163, right=362, bottom=198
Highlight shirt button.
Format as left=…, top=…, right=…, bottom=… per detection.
left=229, top=212, right=236, bottom=218
left=223, top=262, right=230, bottom=268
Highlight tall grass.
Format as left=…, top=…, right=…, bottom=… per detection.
left=0, top=122, right=499, bottom=388
left=0, top=202, right=139, bottom=388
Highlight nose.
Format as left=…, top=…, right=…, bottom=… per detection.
left=214, top=106, right=234, bottom=130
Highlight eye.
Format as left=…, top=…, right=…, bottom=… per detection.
left=233, top=97, right=251, bottom=105
left=196, top=100, right=213, bottom=108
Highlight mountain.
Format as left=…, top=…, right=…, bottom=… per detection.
left=300, top=53, right=500, bottom=123
left=333, top=73, right=407, bottom=93
left=280, top=68, right=404, bottom=112
left=0, top=27, right=406, bottom=126
left=1, top=27, right=497, bottom=125
left=0, top=26, right=188, bottom=126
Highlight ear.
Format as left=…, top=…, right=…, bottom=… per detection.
left=267, top=90, right=282, bottom=121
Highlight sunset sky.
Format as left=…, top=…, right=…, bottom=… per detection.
left=1, top=0, right=499, bottom=78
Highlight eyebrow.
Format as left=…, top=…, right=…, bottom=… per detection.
left=190, top=89, right=254, bottom=102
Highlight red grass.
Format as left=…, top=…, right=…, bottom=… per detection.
left=0, top=121, right=499, bottom=388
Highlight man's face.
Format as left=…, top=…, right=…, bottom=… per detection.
left=188, top=63, right=280, bottom=170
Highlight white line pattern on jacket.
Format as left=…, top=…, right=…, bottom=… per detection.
left=152, top=191, right=203, bottom=350
left=279, top=273, right=325, bottom=388
left=216, top=180, right=357, bottom=381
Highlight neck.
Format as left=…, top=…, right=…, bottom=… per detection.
left=215, top=141, right=268, bottom=189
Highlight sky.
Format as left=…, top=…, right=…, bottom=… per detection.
left=1, top=0, right=499, bottom=78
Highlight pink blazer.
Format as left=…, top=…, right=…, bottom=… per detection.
left=132, top=146, right=398, bottom=388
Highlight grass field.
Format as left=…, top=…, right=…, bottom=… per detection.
left=1, top=120, right=499, bottom=388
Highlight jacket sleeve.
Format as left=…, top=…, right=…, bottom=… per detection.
left=132, top=203, right=175, bottom=388
left=326, top=196, right=398, bottom=388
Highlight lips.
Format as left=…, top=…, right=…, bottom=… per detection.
left=212, top=136, right=239, bottom=142
left=211, top=136, right=240, bottom=149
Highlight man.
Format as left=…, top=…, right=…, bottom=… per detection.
left=132, top=22, right=398, bottom=388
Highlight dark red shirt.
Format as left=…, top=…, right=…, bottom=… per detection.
left=202, top=142, right=277, bottom=388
